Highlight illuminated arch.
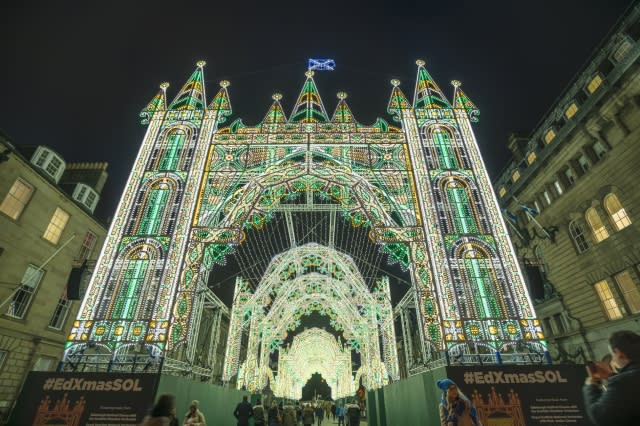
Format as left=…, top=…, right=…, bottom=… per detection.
left=129, top=176, right=183, bottom=236
left=149, top=124, right=196, bottom=171
left=422, top=124, right=470, bottom=170
left=224, top=243, right=398, bottom=395
left=435, top=174, right=488, bottom=234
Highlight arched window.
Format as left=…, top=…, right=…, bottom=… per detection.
left=109, top=246, right=156, bottom=320
left=569, top=221, right=589, bottom=253
left=445, top=179, right=478, bottom=233
left=159, top=129, right=186, bottom=170
left=138, top=182, right=171, bottom=235
left=586, top=208, right=609, bottom=242
left=432, top=127, right=458, bottom=169
left=604, top=194, right=631, bottom=231
left=460, top=245, right=503, bottom=319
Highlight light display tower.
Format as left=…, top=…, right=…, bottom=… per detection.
left=64, top=60, right=546, bottom=382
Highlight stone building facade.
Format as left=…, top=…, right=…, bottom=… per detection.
left=494, top=5, right=640, bottom=362
left=0, top=133, right=108, bottom=420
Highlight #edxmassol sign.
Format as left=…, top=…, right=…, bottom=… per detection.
left=445, top=364, right=592, bottom=426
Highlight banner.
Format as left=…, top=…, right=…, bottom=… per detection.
left=9, top=372, right=159, bottom=426
left=445, top=364, right=591, bottom=426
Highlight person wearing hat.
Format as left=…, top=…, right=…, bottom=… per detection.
left=436, top=379, right=479, bottom=426
left=183, top=400, right=206, bottom=425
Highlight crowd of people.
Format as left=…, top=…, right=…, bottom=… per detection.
left=140, top=330, right=640, bottom=426
left=233, top=395, right=362, bottom=426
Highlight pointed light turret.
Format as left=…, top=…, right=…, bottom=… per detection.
left=413, top=59, right=451, bottom=109
left=261, top=93, right=288, bottom=124
left=208, top=80, right=233, bottom=121
left=331, top=92, right=356, bottom=123
left=452, top=80, right=480, bottom=122
left=139, top=82, right=169, bottom=125
left=168, top=60, right=207, bottom=111
left=289, top=70, right=329, bottom=123
left=387, top=79, right=411, bottom=115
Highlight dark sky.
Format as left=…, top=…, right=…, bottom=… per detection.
left=0, top=1, right=633, bottom=219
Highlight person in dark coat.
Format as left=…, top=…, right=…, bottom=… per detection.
left=268, top=401, right=281, bottom=426
left=233, top=395, right=254, bottom=426
left=253, top=399, right=267, bottom=426
left=301, top=404, right=315, bottom=426
left=583, top=330, right=640, bottom=426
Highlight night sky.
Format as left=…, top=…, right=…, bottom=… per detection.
left=1, top=1, right=633, bottom=220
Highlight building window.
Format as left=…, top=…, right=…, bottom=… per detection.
left=498, top=187, right=507, bottom=198
left=0, top=350, right=6, bottom=370
left=43, top=208, right=70, bottom=244
left=578, top=155, right=591, bottom=173
left=544, top=191, right=552, bottom=205
left=612, top=39, right=632, bottom=63
left=604, top=194, right=631, bottom=231
left=565, top=103, right=579, bottom=119
left=554, top=180, right=563, bottom=196
left=534, top=200, right=542, bottom=214
left=594, top=280, right=623, bottom=320
left=77, top=231, right=97, bottom=262
left=30, top=147, right=66, bottom=183
left=586, top=208, right=609, bottom=242
left=553, top=313, right=566, bottom=335
left=0, top=178, right=34, bottom=220
left=565, top=168, right=577, bottom=185
left=512, top=170, right=521, bottom=183
left=48, top=296, right=72, bottom=330
left=569, top=221, right=589, bottom=253
left=527, top=152, right=537, bottom=164
left=592, top=141, right=608, bottom=159
left=586, top=75, right=603, bottom=94
left=7, top=265, right=44, bottom=318
left=544, top=129, right=556, bottom=144
left=614, top=271, right=640, bottom=314
left=32, top=356, right=57, bottom=372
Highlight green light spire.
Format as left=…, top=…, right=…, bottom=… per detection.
left=331, top=92, right=356, bottom=123
left=139, top=82, right=168, bottom=125
left=168, top=60, right=207, bottom=111
left=413, top=59, right=451, bottom=109
left=452, top=80, right=480, bottom=122
left=387, top=79, right=411, bottom=114
left=289, top=71, right=329, bottom=123
left=208, top=80, right=232, bottom=119
left=261, top=93, right=288, bottom=125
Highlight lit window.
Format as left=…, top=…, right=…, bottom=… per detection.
left=544, top=191, right=552, bottom=205
left=527, top=152, right=537, bottom=164
left=604, top=194, right=631, bottom=231
left=586, top=208, right=609, bottom=242
left=77, top=231, right=97, bottom=262
left=614, top=271, right=640, bottom=314
left=512, top=170, right=521, bottom=182
left=498, top=187, right=506, bottom=198
left=569, top=221, right=589, bottom=253
left=0, top=178, right=34, bottom=220
left=544, top=129, right=556, bottom=144
left=592, top=142, right=607, bottom=160
left=595, top=280, right=623, bottom=320
left=587, top=75, right=603, bottom=94
left=49, top=295, right=72, bottom=330
left=565, top=103, right=578, bottom=119
left=578, top=155, right=591, bottom=173
left=554, top=180, right=563, bottom=195
left=565, top=168, right=577, bottom=184
left=7, top=265, right=44, bottom=318
left=43, top=207, right=70, bottom=244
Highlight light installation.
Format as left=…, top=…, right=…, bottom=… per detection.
left=226, top=243, right=397, bottom=396
left=64, top=60, right=546, bottom=388
left=276, top=328, right=353, bottom=400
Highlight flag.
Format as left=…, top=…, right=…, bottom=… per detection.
left=520, top=204, right=539, bottom=217
left=308, top=58, right=336, bottom=71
